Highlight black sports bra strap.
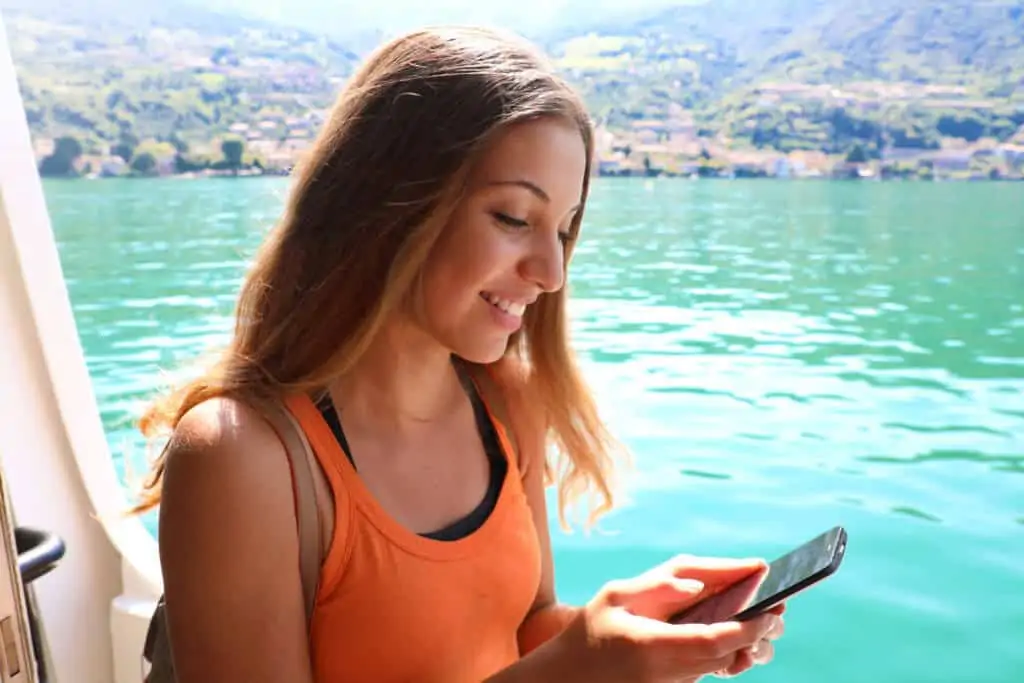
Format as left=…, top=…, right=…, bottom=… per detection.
left=314, top=359, right=509, bottom=542
left=455, top=360, right=520, bottom=465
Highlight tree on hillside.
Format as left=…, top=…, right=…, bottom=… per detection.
left=130, top=152, right=157, bottom=176
left=937, top=114, right=985, bottom=142
left=697, top=147, right=723, bottom=177
left=211, top=46, right=239, bottom=67
left=846, top=144, right=868, bottom=164
left=168, top=133, right=190, bottom=154
left=39, top=136, right=83, bottom=177
left=111, top=142, right=135, bottom=163
left=136, top=140, right=178, bottom=161
left=221, top=137, right=245, bottom=171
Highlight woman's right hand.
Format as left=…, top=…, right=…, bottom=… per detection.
left=554, top=555, right=785, bottom=683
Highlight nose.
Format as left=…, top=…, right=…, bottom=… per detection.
left=520, top=230, right=565, bottom=293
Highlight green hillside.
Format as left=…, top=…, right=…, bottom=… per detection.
left=549, top=0, right=1024, bottom=153
left=6, top=4, right=356, bottom=146
left=4, top=0, right=1023, bottom=177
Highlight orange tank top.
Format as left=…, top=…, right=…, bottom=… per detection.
left=283, top=390, right=543, bottom=683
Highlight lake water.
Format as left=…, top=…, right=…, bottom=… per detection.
left=45, top=177, right=1023, bottom=682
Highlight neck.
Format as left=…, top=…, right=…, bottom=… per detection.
left=329, top=318, right=466, bottom=428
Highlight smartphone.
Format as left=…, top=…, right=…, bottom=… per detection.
left=669, top=525, right=847, bottom=625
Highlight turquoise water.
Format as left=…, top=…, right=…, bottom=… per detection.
left=45, top=178, right=1023, bottom=682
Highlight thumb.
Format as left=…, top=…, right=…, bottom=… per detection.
left=605, top=572, right=706, bottom=621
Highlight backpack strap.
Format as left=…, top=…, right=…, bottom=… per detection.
left=249, top=396, right=324, bottom=623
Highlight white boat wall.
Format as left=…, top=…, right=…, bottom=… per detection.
left=1, top=11, right=162, bottom=683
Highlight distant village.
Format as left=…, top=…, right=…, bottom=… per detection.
left=592, top=115, right=1024, bottom=181
left=33, top=104, right=1024, bottom=183
left=15, top=6, right=1024, bottom=184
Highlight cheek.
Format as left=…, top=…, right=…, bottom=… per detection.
left=417, top=220, right=499, bottom=323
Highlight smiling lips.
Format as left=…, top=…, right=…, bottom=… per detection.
left=477, top=290, right=528, bottom=327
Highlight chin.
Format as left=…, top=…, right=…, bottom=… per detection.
left=449, top=336, right=510, bottom=366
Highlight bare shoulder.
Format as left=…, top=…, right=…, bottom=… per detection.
left=168, top=395, right=282, bottom=461
left=160, top=394, right=297, bottom=570
left=159, top=395, right=313, bottom=682
left=161, top=396, right=293, bottom=528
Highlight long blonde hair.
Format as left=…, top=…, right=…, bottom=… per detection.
left=131, top=26, right=625, bottom=527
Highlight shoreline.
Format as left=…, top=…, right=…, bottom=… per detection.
left=41, top=172, right=1024, bottom=183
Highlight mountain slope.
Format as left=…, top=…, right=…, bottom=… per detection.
left=554, top=0, right=1024, bottom=91
left=5, top=0, right=360, bottom=152
left=1, top=0, right=270, bottom=34
left=749, top=0, right=1024, bottom=89
left=5, top=0, right=1023, bottom=165
left=548, top=0, right=1023, bottom=151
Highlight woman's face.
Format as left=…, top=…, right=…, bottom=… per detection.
left=414, top=116, right=587, bottom=364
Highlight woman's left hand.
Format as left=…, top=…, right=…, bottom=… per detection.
left=708, top=602, right=786, bottom=679
left=622, top=554, right=788, bottom=681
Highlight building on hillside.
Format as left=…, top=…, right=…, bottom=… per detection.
left=1011, top=124, right=1024, bottom=145
left=928, top=150, right=973, bottom=173
left=33, top=137, right=55, bottom=160
left=787, top=150, right=831, bottom=177
left=882, top=147, right=928, bottom=163
left=73, top=155, right=130, bottom=177
left=665, top=139, right=705, bottom=157
left=726, top=150, right=784, bottom=177
left=99, top=156, right=128, bottom=177
left=246, top=139, right=278, bottom=161
left=830, top=157, right=878, bottom=179
left=154, top=154, right=176, bottom=176
left=73, top=155, right=104, bottom=176
left=592, top=126, right=617, bottom=158
left=629, top=118, right=696, bottom=142
left=262, top=138, right=312, bottom=172
left=773, top=157, right=793, bottom=178
left=996, top=144, right=1024, bottom=167
left=597, top=158, right=623, bottom=175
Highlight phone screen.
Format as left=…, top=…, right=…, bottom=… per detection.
left=670, top=526, right=846, bottom=625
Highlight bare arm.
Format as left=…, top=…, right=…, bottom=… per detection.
left=158, top=397, right=315, bottom=683
left=515, top=416, right=580, bottom=654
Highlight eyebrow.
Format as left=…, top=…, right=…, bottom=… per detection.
left=487, top=179, right=550, bottom=202
left=486, top=179, right=582, bottom=212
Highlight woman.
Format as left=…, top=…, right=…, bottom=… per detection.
left=132, top=25, right=785, bottom=683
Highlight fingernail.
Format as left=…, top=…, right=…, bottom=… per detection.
left=676, top=578, right=705, bottom=594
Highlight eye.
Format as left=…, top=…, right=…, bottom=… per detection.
left=492, top=211, right=529, bottom=228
